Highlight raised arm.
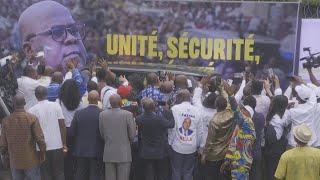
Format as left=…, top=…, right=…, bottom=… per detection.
left=307, top=68, right=320, bottom=87
left=235, top=78, right=246, bottom=103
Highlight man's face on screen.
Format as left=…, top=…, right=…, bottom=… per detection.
left=19, top=1, right=87, bottom=72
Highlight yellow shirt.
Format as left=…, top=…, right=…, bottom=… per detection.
left=275, top=146, right=320, bottom=180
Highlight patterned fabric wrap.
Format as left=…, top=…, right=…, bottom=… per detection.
left=225, top=96, right=256, bottom=180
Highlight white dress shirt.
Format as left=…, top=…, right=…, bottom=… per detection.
left=192, top=87, right=216, bottom=147
left=28, top=100, right=64, bottom=151
left=270, top=114, right=286, bottom=140
left=253, top=94, right=270, bottom=118
left=101, top=85, right=117, bottom=110
left=38, top=76, right=51, bottom=87
left=169, top=101, right=203, bottom=154
left=64, top=71, right=72, bottom=81
left=56, top=99, right=86, bottom=127
left=281, top=90, right=318, bottom=147
left=17, top=76, right=41, bottom=110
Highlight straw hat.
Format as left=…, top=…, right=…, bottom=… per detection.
left=293, top=123, right=312, bottom=144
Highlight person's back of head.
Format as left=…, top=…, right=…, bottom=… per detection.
left=243, top=95, right=257, bottom=110
left=87, top=81, right=98, bottom=92
left=266, top=95, right=288, bottom=123
left=174, top=75, right=188, bottom=89
left=208, top=78, right=217, bottom=93
left=177, top=89, right=191, bottom=103
left=37, top=64, right=45, bottom=76
left=59, top=79, right=81, bottom=111
left=160, top=81, right=174, bottom=94
left=51, top=71, right=63, bottom=84
left=294, top=123, right=312, bottom=147
left=35, top=85, right=47, bottom=101
left=105, top=71, right=116, bottom=87
left=44, top=66, right=54, bottom=77
left=109, top=94, right=121, bottom=108
left=96, top=68, right=107, bottom=82
left=127, top=73, right=145, bottom=93
left=13, top=94, right=26, bottom=111
left=203, top=92, right=216, bottom=109
left=251, top=80, right=263, bottom=95
left=142, top=97, right=155, bottom=113
left=23, top=65, right=37, bottom=79
left=243, top=84, right=252, bottom=99
left=146, top=73, right=159, bottom=86
left=215, top=95, right=227, bottom=112
left=88, top=90, right=99, bottom=105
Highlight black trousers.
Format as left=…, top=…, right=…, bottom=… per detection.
left=75, top=157, right=104, bottom=180
left=265, top=155, right=281, bottom=180
left=40, top=149, right=65, bottom=180
left=65, top=128, right=74, bottom=180
left=203, top=160, right=229, bottom=180
left=249, top=158, right=262, bottom=180
left=142, top=158, right=169, bottom=180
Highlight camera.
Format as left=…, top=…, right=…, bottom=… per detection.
left=300, top=47, right=320, bottom=69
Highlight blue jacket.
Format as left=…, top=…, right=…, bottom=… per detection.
left=70, top=105, right=104, bottom=158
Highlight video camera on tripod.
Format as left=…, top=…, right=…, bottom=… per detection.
left=300, top=47, right=320, bottom=69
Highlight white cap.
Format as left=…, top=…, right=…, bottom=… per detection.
left=295, top=85, right=312, bottom=101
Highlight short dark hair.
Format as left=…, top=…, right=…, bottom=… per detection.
left=251, top=80, right=263, bottom=95
left=96, top=68, right=107, bottom=81
left=105, top=72, right=116, bottom=86
left=35, top=86, right=47, bottom=100
left=215, top=95, right=227, bottom=111
left=87, top=81, right=98, bottom=92
left=37, top=64, right=45, bottom=75
left=243, top=95, right=257, bottom=110
left=203, top=93, right=216, bottom=109
left=23, top=65, right=36, bottom=77
left=146, top=73, right=158, bottom=86
left=142, top=97, right=155, bottom=113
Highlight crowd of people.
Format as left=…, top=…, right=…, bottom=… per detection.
left=0, top=1, right=319, bottom=180
left=1, top=53, right=320, bottom=180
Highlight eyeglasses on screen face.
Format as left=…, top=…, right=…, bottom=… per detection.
left=26, top=23, right=86, bottom=42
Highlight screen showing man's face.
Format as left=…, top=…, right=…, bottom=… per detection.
left=18, top=1, right=87, bottom=72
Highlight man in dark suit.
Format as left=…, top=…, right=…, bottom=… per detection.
left=136, top=98, right=174, bottom=180
left=70, top=90, right=104, bottom=180
left=99, top=94, right=136, bottom=180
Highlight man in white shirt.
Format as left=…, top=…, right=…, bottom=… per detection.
left=281, top=84, right=318, bottom=148
left=101, top=74, right=117, bottom=110
left=17, top=66, right=41, bottom=110
left=28, top=86, right=66, bottom=180
left=251, top=80, right=270, bottom=118
left=169, top=89, right=203, bottom=180
left=38, top=66, right=53, bottom=87
left=192, top=79, right=216, bottom=146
